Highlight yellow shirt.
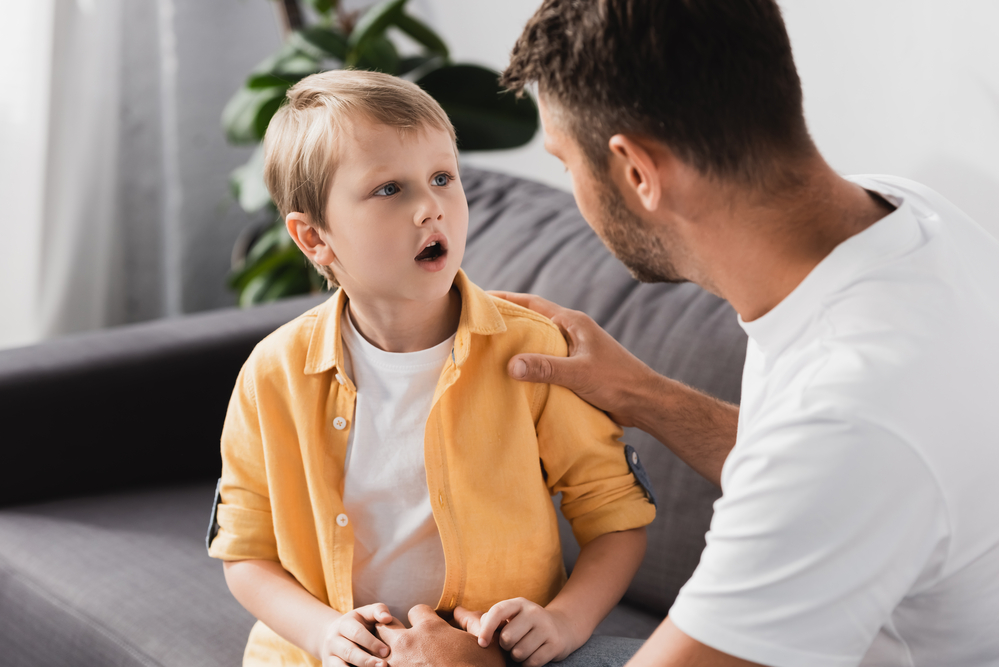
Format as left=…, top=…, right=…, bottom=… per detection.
left=209, top=270, right=655, bottom=666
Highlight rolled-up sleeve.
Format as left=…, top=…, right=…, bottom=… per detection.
left=535, top=335, right=656, bottom=546
left=208, top=359, right=279, bottom=562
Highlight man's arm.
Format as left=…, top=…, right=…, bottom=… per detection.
left=492, top=292, right=738, bottom=487
left=626, top=618, right=764, bottom=667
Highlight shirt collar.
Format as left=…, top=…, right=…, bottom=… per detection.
left=738, top=180, right=922, bottom=356
left=304, top=269, right=506, bottom=375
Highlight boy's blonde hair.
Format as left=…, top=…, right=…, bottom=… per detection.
left=263, top=69, right=458, bottom=286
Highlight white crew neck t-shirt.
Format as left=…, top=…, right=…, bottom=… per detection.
left=669, top=176, right=999, bottom=667
left=340, top=309, right=452, bottom=621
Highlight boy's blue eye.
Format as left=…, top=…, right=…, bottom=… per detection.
left=433, top=174, right=450, bottom=187
left=374, top=183, right=399, bottom=196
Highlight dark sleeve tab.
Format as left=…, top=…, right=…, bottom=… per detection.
left=206, top=478, right=221, bottom=556
left=625, top=445, right=657, bottom=508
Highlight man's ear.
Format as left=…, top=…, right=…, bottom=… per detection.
left=285, top=212, right=335, bottom=266
left=607, top=135, right=665, bottom=212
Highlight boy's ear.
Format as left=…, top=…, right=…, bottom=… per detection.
left=286, top=212, right=336, bottom=266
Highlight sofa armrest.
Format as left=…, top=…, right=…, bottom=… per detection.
left=0, top=295, right=325, bottom=507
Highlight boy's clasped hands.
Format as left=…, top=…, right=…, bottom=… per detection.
left=323, top=598, right=580, bottom=667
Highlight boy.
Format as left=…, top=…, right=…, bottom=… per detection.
left=208, top=70, right=656, bottom=667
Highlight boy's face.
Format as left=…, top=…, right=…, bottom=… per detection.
left=319, top=119, right=467, bottom=305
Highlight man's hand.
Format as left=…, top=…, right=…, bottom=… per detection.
left=319, top=603, right=395, bottom=667
left=376, top=604, right=505, bottom=667
left=490, top=291, right=657, bottom=428
left=491, top=291, right=739, bottom=488
left=461, top=598, right=580, bottom=667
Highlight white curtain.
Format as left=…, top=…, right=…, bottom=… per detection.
left=0, top=0, right=123, bottom=349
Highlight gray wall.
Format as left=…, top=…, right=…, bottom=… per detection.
left=117, top=0, right=280, bottom=323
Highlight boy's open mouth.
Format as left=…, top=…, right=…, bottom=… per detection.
left=415, top=239, right=446, bottom=262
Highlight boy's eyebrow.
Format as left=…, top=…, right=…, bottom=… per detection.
left=357, top=153, right=459, bottom=183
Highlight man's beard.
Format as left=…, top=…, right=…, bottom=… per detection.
left=596, top=182, right=687, bottom=284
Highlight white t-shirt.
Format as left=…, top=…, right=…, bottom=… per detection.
left=669, top=176, right=999, bottom=667
left=340, top=309, right=452, bottom=621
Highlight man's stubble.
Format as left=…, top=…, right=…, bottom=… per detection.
left=596, top=180, right=688, bottom=285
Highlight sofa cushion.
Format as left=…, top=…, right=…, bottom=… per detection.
left=0, top=484, right=253, bottom=667
left=0, top=481, right=662, bottom=667
left=460, top=168, right=747, bottom=618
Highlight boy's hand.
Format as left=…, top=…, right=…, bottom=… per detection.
left=452, top=606, right=484, bottom=636
left=319, top=603, right=395, bottom=667
left=470, top=597, right=582, bottom=667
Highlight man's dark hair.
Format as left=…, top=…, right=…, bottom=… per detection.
left=502, top=0, right=813, bottom=184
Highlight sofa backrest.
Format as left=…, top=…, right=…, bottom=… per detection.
left=0, top=166, right=746, bottom=618
left=0, top=294, right=324, bottom=507
left=460, top=168, right=747, bottom=618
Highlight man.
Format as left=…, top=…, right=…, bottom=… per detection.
left=379, top=0, right=999, bottom=665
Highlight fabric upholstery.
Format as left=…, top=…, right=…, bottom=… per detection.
left=0, top=484, right=254, bottom=667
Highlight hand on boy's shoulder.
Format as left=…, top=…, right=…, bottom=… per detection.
left=376, top=605, right=504, bottom=667
left=491, top=290, right=658, bottom=429
left=489, top=293, right=569, bottom=354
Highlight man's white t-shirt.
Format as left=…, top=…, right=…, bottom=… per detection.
left=669, top=176, right=999, bottom=667
left=340, top=309, right=451, bottom=621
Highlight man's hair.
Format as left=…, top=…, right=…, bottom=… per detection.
left=502, top=0, right=813, bottom=185
left=264, top=69, right=457, bottom=286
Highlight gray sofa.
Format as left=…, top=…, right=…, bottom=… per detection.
left=0, top=168, right=746, bottom=666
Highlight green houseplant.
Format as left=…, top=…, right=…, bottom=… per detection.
left=224, top=0, right=539, bottom=306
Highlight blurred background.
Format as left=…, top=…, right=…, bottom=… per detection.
left=1, top=0, right=997, bottom=350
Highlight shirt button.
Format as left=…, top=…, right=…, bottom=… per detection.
left=439, top=492, right=444, bottom=507
left=336, top=513, right=349, bottom=527
left=333, top=417, right=347, bottom=430
left=631, top=451, right=639, bottom=465
left=335, top=373, right=346, bottom=385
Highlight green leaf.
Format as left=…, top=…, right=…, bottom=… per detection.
left=262, top=264, right=313, bottom=302
left=237, top=254, right=314, bottom=305
left=397, top=55, right=436, bottom=76
left=230, top=144, right=272, bottom=214
left=246, top=74, right=294, bottom=90
left=346, top=0, right=406, bottom=66
left=228, top=223, right=292, bottom=290
left=230, top=240, right=300, bottom=293
left=246, top=222, right=292, bottom=266
left=250, top=43, right=309, bottom=77
left=302, top=0, right=335, bottom=17
left=354, top=34, right=400, bottom=73
left=394, top=13, right=448, bottom=58
left=416, top=64, right=539, bottom=150
left=273, top=53, right=320, bottom=78
left=246, top=45, right=319, bottom=88
left=292, top=26, right=348, bottom=62
left=221, top=86, right=288, bottom=144
left=239, top=273, right=274, bottom=307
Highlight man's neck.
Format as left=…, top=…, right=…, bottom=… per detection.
left=682, top=160, right=895, bottom=322
left=345, top=287, right=461, bottom=353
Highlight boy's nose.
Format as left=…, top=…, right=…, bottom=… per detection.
left=414, top=195, right=444, bottom=226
